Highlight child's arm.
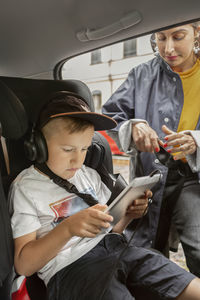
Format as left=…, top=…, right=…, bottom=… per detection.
left=112, top=190, right=151, bottom=234
left=14, top=204, right=113, bottom=276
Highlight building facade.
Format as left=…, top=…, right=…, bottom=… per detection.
left=62, top=34, right=154, bottom=112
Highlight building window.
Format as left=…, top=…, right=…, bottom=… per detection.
left=123, top=38, right=137, bottom=58
left=92, top=90, right=102, bottom=113
left=91, top=49, right=101, bottom=64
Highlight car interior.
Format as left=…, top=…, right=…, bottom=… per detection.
left=0, top=0, right=200, bottom=299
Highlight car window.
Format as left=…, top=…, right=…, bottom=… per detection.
left=61, top=34, right=154, bottom=156
left=62, top=34, right=154, bottom=108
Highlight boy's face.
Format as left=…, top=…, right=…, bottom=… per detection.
left=45, top=120, right=94, bottom=180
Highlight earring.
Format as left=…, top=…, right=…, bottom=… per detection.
left=154, top=46, right=159, bottom=56
left=193, top=39, right=200, bottom=54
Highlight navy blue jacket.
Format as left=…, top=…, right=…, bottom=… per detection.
left=103, top=55, right=200, bottom=248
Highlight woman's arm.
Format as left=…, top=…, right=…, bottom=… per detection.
left=102, top=69, right=136, bottom=127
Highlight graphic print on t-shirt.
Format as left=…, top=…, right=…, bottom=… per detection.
left=49, top=187, right=96, bottom=225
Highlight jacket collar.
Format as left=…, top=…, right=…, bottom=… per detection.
left=156, top=54, right=180, bottom=77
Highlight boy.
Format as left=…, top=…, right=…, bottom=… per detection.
left=9, top=92, right=200, bottom=300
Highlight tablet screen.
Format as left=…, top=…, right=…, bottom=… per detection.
left=105, top=173, right=161, bottom=226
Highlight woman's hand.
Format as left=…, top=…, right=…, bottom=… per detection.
left=64, top=204, right=113, bottom=238
left=132, top=122, right=160, bottom=152
left=162, top=125, right=197, bottom=160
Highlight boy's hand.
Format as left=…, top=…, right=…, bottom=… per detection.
left=64, top=204, right=113, bottom=238
left=125, top=189, right=152, bottom=219
left=112, top=190, right=152, bottom=234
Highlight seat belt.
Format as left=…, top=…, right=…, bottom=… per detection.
left=35, top=162, right=98, bottom=207
left=35, top=162, right=127, bottom=208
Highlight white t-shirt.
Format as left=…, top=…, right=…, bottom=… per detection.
left=9, top=165, right=111, bottom=285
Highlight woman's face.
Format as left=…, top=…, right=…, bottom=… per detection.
left=156, top=24, right=198, bottom=72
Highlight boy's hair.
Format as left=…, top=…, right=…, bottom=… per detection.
left=55, top=116, right=94, bottom=133
left=42, top=115, right=94, bottom=139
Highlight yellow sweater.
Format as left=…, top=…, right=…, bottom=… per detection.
left=177, top=59, right=200, bottom=132
left=172, top=59, right=200, bottom=161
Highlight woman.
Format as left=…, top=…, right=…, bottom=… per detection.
left=102, top=22, right=200, bottom=277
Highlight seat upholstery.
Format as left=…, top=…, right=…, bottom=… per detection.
left=0, top=76, right=95, bottom=123
left=0, top=80, right=28, bottom=300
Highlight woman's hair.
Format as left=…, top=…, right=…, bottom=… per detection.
left=191, top=21, right=200, bottom=29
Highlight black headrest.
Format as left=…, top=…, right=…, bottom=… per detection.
left=0, top=81, right=28, bottom=139
left=0, top=77, right=95, bottom=124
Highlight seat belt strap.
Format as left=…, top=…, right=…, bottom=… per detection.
left=35, top=163, right=98, bottom=207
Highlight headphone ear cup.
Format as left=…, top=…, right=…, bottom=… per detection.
left=24, top=132, right=37, bottom=161
left=84, top=142, right=103, bottom=169
left=24, top=130, right=48, bottom=163
left=34, top=130, right=48, bottom=163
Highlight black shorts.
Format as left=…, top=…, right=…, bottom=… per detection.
left=47, top=233, right=195, bottom=300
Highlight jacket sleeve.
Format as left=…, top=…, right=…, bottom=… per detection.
left=102, top=68, right=146, bottom=150
left=102, top=68, right=136, bottom=132
left=184, top=130, right=200, bottom=172
left=106, top=119, right=148, bottom=182
left=118, top=119, right=148, bottom=154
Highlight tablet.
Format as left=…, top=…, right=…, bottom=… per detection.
left=72, top=172, right=162, bottom=248
left=105, top=172, right=161, bottom=226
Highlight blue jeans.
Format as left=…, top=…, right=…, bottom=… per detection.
left=172, top=179, right=200, bottom=277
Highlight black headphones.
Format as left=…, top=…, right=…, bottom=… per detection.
left=24, top=126, right=48, bottom=164
left=24, top=90, right=99, bottom=164
left=24, top=91, right=82, bottom=164
left=24, top=125, right=105, bottom=166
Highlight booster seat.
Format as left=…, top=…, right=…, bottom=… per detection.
left=0, top=77, right=126, bottom=300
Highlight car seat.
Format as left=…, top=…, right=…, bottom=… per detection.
left=0, top=77, right=126, bottom=300
left=0, top=80, right=28, bottom=300
left=0, top=76, right=95, bottom=180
